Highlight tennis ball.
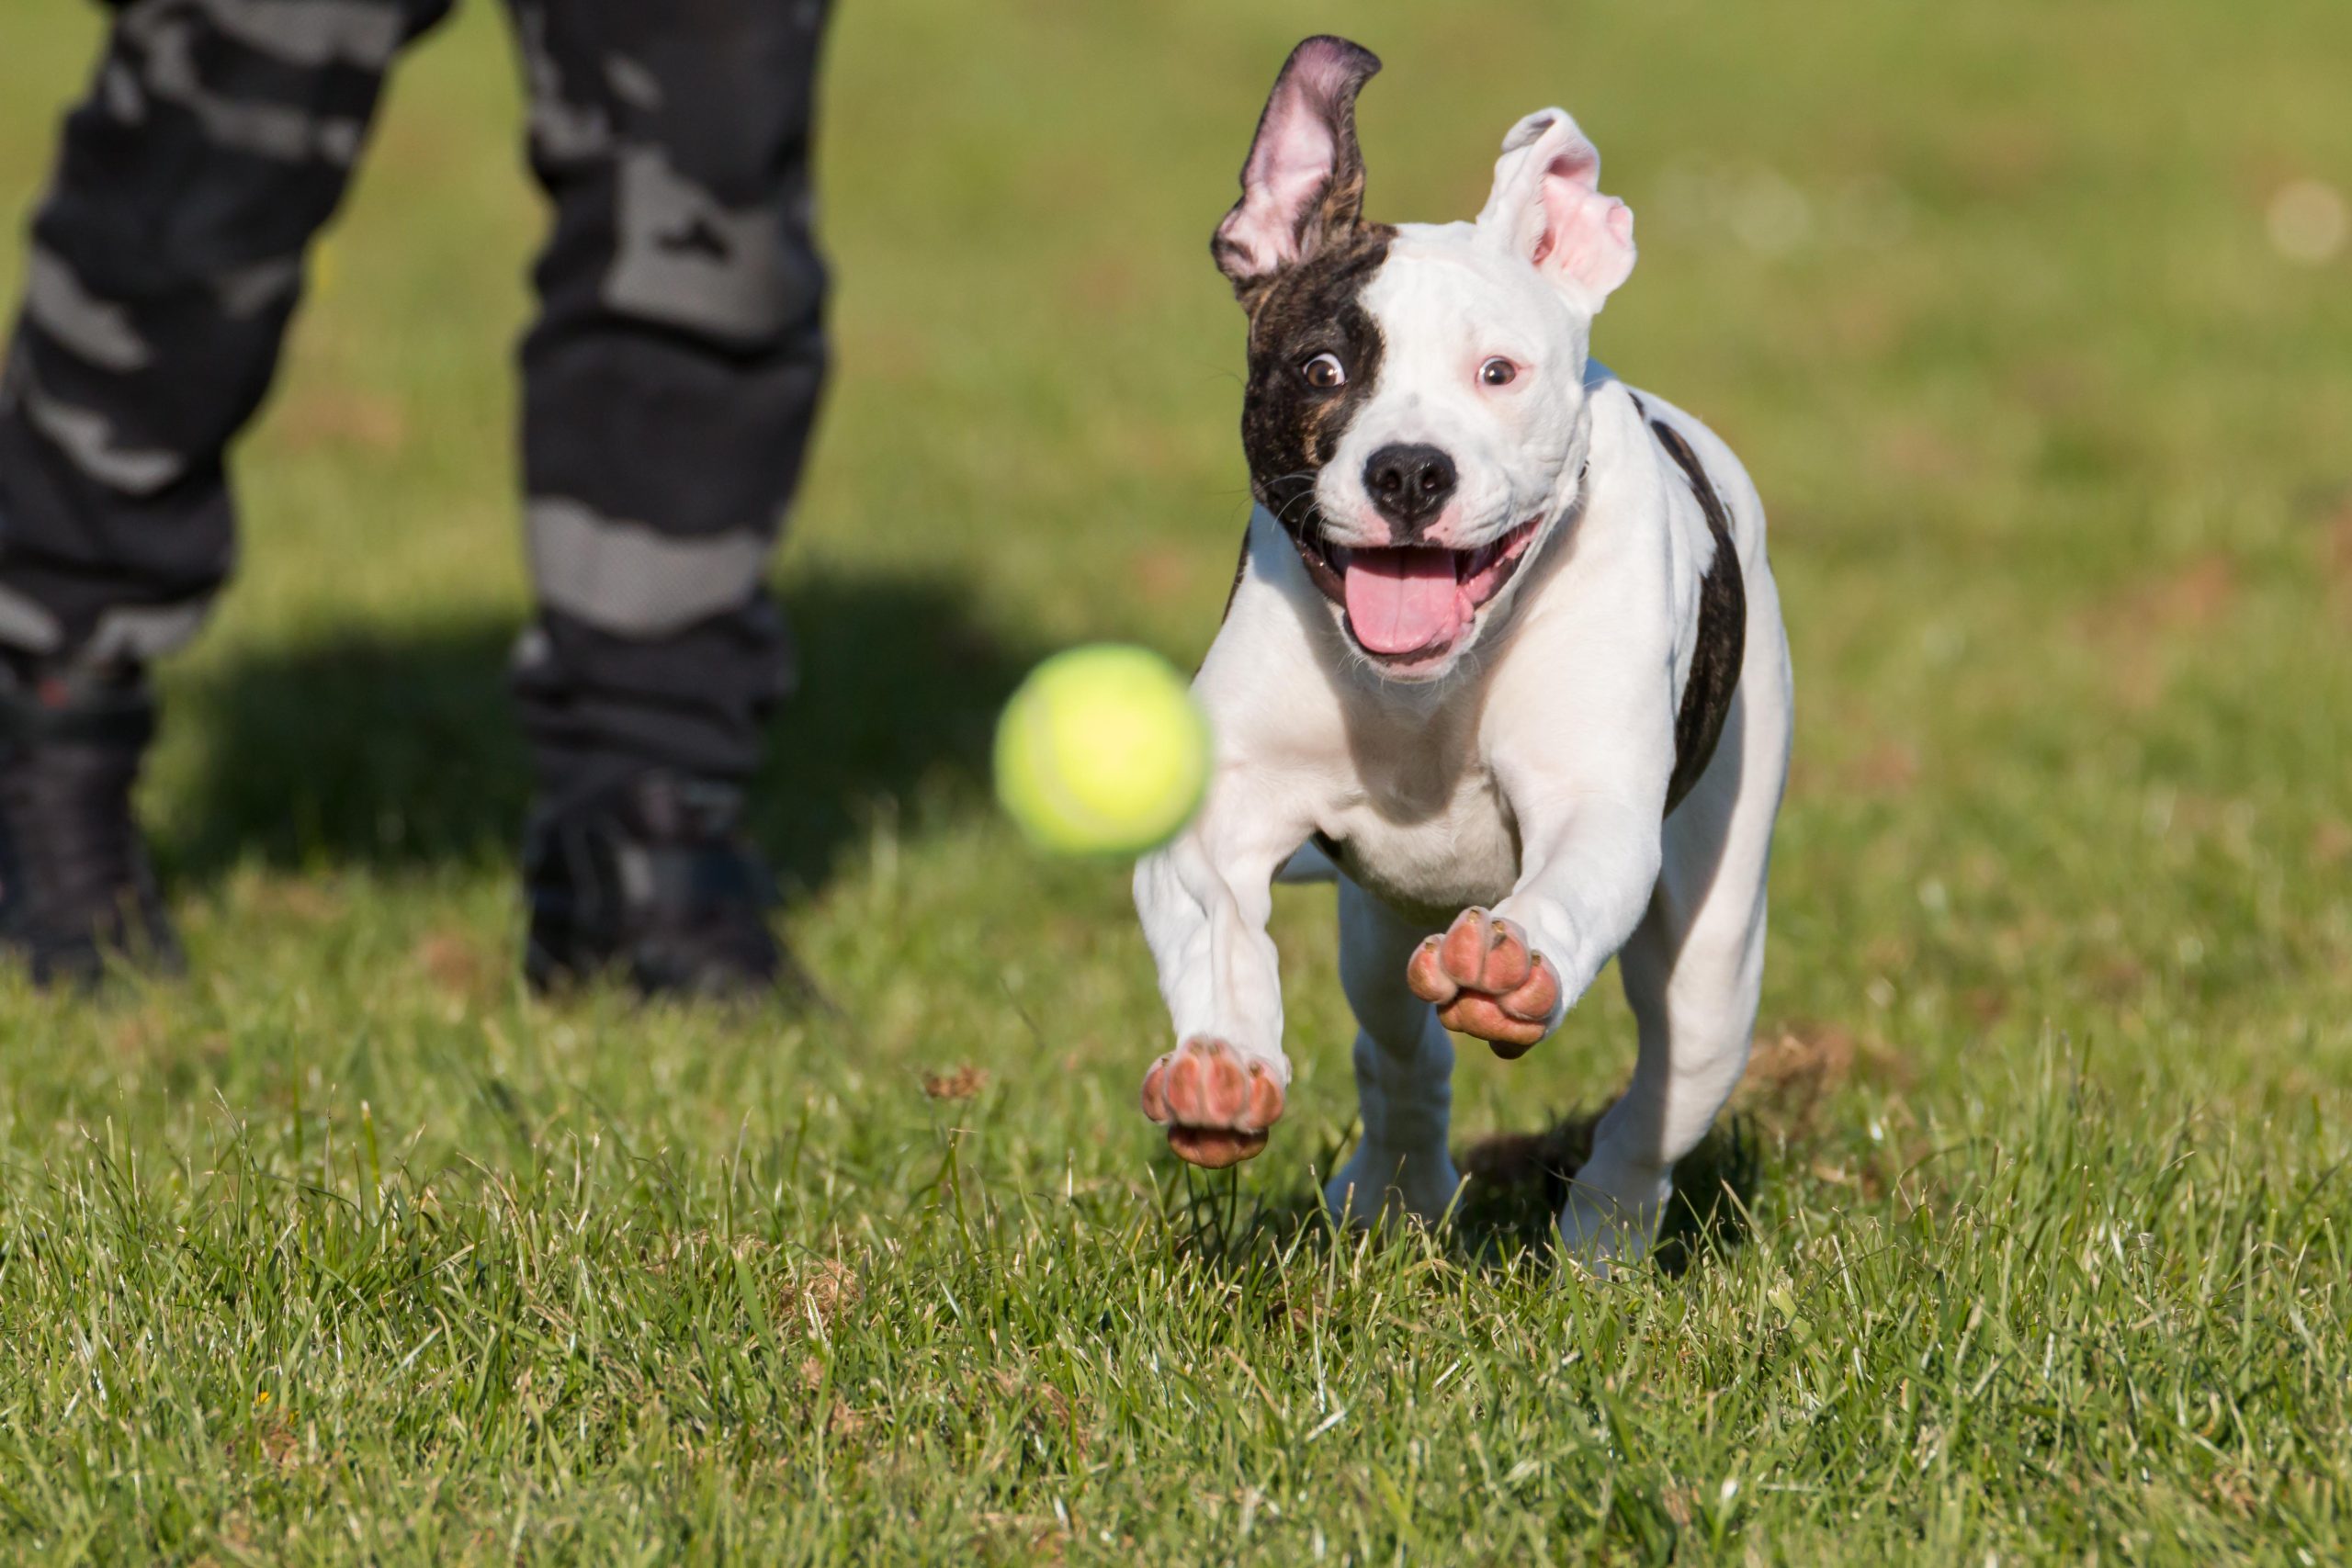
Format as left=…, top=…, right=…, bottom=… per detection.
left=995, top=645, right=1211, bottom=856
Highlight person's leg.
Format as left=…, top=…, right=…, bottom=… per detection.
left=0, top=0, right=452, bottom=983
left=503, top=0, right=831, bottom=996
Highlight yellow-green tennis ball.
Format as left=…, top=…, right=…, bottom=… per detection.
left=995, top=645, right=1211, bottom=856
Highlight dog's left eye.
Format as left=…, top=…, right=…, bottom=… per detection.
left=1479, top=357, right=1519, bottom=387
left=1301, top=353, right=1347, bottom=389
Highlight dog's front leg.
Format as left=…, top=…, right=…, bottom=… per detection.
left=1132, top=780, right=1311, bottom=1168
left=1406, top=796, right=1661, bottom=1057
left=1408, top=798, right=1670, bottom=1268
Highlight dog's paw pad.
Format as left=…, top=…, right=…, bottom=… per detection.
left=1141, top=1036, right=1284, bottom=1168
left=1406, top=908, right=1560, bottom=1057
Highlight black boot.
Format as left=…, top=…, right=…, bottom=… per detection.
left=522, top=769, right=813, bottom=1002
left=0, top=660, right=181, bottom=986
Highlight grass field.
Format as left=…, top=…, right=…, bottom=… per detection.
left=4, top=0, right=2350, bottom=1561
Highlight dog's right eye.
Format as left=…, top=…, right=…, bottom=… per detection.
left=1300, top=353, right=1347, bottom=390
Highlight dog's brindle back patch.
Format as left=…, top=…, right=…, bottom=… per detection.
left=1633, top=397, right=1747, bottom=815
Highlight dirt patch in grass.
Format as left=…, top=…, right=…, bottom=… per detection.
left=2076, top=553, right=2239, bottom=708
left=922, top=1065, right=989, bottom=1100
left=775, top=1258, right=864, bottom=1336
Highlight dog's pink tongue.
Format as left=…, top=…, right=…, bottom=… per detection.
left=1342, top=547, right=1463, bottom=655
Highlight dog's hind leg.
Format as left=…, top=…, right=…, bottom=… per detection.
left=1564, top=593, right=1792, bottom=1270
left=1325, top=878, right=1463, bottom=1228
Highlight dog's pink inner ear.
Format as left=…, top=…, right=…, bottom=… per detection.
left=1214, top=37, right=1380, bottom=292
left=1224, top=98, right=1340, bottom=274
left=1536, top=176, right=1635, bottom=301
left=1483, top=111, right=1636, bottom=310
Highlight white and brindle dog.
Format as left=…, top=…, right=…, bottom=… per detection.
left=1133, top=36, right=1793, bottom=1267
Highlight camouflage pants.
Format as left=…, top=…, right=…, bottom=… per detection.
left=0, top=0, right=831, bottom=789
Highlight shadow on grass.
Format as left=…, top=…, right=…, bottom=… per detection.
left=157, top=570, right=1036, bottom=892
left=1167, top=1110, right=1763, bottom=1279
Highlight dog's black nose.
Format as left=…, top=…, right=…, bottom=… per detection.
left=1363, top=444, right=1458, bottom=533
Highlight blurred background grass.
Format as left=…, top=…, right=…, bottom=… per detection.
left=0, top=0, right=2347, bottom=1561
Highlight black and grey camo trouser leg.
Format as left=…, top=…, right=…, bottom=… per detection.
left=0, top=0, right=831, bottom=790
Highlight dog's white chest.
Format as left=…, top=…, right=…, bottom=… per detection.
left=1316, top=716, right=1521, bottom=924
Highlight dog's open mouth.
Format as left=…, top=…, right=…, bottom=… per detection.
left=1293, top=517, right=1544, bottom=662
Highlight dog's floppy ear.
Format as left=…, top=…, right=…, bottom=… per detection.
left=1477, top=108, right=1635, bottom=311
left=1211, top=36, right=1382, bottom=306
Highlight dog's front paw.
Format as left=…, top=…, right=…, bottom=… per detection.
left=1140, top=1037, right=1285, bottom=1168
left=1405, top=908, right=1561, bottom=1058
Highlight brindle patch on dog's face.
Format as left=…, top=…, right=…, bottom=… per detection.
left=1238, top=224, right=1396, bottom=599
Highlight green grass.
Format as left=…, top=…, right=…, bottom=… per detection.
left=4, top=0, right=2350, bottom=1561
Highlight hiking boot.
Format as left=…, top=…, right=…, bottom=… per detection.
left=0, top=660, right=181, bottom=986
left=522, top=768, right=812, bottom=1001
